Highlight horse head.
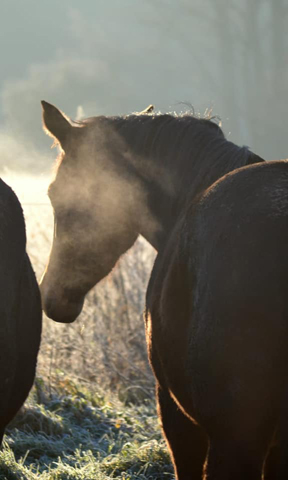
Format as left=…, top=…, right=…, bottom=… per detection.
left=40, top=102, right=139, bottom=323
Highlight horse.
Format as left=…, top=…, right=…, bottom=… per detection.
left=0, top=179, right=42, bottom=445
left=40, top=101, right=264, bottom=478
left=146, top=159, right=288, bottom=479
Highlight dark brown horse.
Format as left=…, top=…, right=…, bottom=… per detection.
left=40, top=101, right=265, bottom=478
left=147, top=159, right=288, bottom=479
left=0, top=179, right=42, bottom=445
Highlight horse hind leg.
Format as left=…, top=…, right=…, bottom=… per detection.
left=203, top=399, right=275, bottom=480
left=204, top=435, right=270, bottom=480
left=157, top=384, right=208, bottom=480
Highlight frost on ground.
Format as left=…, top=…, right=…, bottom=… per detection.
left=0, top=378, right=173, bottom=479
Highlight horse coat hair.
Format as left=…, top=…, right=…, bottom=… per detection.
left=146, top=160, right=288, bottom=479
left=0, top=178, right=42, bottom=444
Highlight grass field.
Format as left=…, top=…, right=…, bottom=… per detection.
left=0, top=174, right=174, bottom=479
left=0, top=378, right=173, bottom=479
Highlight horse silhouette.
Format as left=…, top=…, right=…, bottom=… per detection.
left=40, top=101, right=267, bottom=478
left=0, top=179, right=42, bottom=445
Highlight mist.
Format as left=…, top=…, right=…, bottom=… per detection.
left=0, top=0, right=286, bottom=275
left=1, top=4, right=287, bottom=473
left=1, top=0, right=287, bottom=185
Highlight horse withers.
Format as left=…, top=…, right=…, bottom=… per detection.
left=40, top=101, right=264, bottom=479
left=0, top=179, right=42, bottom=445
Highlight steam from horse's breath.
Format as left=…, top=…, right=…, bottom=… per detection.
left=40, top=101, right=168, bottom=320
left=41, top=101, right=170, bottom=241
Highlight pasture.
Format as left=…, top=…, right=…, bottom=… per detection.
left=0, top=377, right=172, bottom=479
left=0, top=176, right=172, bottom=479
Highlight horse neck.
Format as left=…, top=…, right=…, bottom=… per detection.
left=129, top=138, right=263, bottom=252
left=106, top=115, right=264, bottom=252
left=137, top=172, right=177, bottom=251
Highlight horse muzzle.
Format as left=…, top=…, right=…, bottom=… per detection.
left=40, top=282, right=84, bottom=323
left=43, top=295, right=84, bottom=323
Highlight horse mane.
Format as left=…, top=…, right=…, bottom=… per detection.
left=77, top=109, right=264, bottom=209
left=80, top=109, right=250, bottom=166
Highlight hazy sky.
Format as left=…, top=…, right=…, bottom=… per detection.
left=0, top=0, right=287, bottom=174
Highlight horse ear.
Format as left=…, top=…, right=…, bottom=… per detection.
left=139, top=105, right=154, bottom=114
left=41, top=101, right=72, bottom=146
